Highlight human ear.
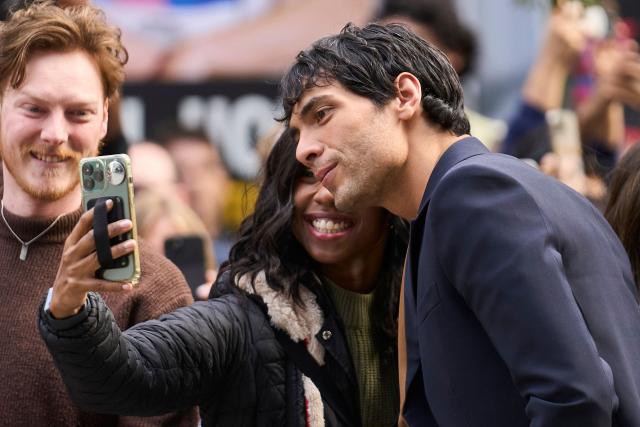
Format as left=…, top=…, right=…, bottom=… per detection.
left=394, top=72, right=422, bottom=121
left=99, top=98, right=109, bottom=140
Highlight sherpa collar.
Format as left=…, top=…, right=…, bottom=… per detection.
left=236, top=271, right=325, bottom=365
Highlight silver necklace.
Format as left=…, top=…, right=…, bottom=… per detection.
left=0, top=200, right=64, bottom=261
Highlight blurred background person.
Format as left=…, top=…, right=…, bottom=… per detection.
left=41, top=129, right=409, bottom=426
left=127, top=140, right=189, bottom=201
left=377, top=0, right=507, bottom=151
left=501, top=0, right=640, bottom=205
left=135, top=191, right=218, bottom=300
left=128, top=140, right=217, bottom=298
left=160, top=126, right=233, bottom=265
left=128, top=140, right=217, bottom=297
left=501, top=1, right=593, bottom=193
left=575, top=24, right=640, bottom=176
left=92, top=0, right=379, bottom=80
left=604, top=142, right=640, bottom=291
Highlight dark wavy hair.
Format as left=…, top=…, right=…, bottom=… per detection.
left=604, top=143, right=640, bottom=290
left=279, top=22, right=469, bottom=136
left=228, top=128, right=408, bottom=351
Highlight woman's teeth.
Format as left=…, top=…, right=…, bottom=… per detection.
left=312, top=218, right=351, bottom=234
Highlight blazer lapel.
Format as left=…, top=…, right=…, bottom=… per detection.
left=404, top=137, right=488, bottom=396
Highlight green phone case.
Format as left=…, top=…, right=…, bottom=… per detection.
left=79, top=154, right=141, bottom=285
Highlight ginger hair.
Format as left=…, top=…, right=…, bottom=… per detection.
left=0, top=0, right=127, bottom=100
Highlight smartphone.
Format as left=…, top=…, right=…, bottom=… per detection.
left=79, top=154, right=141, bottom=285
left=164, top=235, right=206, bottom=297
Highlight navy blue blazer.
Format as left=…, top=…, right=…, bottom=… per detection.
left=403, top=138, right=640, bottom=426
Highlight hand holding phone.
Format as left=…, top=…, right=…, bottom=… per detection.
left=49, top=200, right=136, bottom=319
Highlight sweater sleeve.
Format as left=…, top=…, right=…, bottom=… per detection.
left=38, top=291, right=250, bottom=418
left=501, top=99, right=552, bottom=161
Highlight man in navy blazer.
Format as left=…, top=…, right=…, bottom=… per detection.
left=282, top=23, right=640, bottom=426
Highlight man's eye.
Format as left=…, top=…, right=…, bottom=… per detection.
left=69, top=110, right=89, bottom=117
left=315, top=108, right=330, bottom=123
left=25, top=105, right=43, bottom=114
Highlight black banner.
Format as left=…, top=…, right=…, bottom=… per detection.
left=121, top=79, right=281, bottom=180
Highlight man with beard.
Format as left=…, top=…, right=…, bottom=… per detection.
left=0, top=1, right=197, bottom=425
left=284, top=23, right=640, bottom=426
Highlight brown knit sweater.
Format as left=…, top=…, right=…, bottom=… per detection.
left=0, top=206, right=198, bottom=427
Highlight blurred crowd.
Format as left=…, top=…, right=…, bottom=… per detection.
left=81, top=0, right=640, bottom=300
left=0, top=0, right=636, bottom=297
left=1, top=0, right=640, bottom=425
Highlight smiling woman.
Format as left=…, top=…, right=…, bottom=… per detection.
left=39, top=127, right=409, bottom=426
left=292, top=161, right=389, bottom=292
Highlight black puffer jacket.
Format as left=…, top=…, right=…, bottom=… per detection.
left=38, top=272, right=361, bottom=427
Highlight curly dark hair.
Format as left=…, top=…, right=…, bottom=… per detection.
left=279, top=22, right=469, bottom=136
left=228, top=128, right=408, bottom=351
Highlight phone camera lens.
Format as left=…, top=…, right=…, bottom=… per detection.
left=113, top=162, right=124, bottom=174
left=93, top=169, right=104, bottom=182
left=82, top=163, right=94, bottom=176
left=108, top=161, right=126, bottom=185
left=83, top=177, right=95, bottom=190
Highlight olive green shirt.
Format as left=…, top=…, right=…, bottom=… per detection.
left=324, top=278, right=399, bottom=427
